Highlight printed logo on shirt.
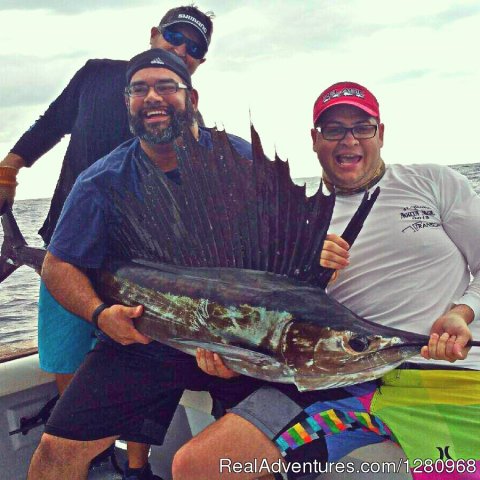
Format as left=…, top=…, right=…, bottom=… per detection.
left=400, top=205, right=440, bottom=233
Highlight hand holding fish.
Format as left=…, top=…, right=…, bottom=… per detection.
left=320, top=234, right=350, bottom=271
left=195, top=348, right=240, bottom=379
left=97, top=304, right=151, bottom=346
left=420, top=305, right=474, bottom=362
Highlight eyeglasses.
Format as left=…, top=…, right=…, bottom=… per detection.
left=316, top=124, right=378, bottom=141
left=125, top=80, right=189, bottom=98
left=161, top=26, right=207, bottom=60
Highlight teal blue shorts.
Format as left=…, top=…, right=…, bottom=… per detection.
left=38, top=281, right=97, bottom=374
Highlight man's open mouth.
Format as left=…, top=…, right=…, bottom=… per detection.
left=143, top=109, right=170, bottom=121
left=336, top=155, right=362, bottom=165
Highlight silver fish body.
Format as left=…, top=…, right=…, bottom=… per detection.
left=98, top=259, right=426, bottom=390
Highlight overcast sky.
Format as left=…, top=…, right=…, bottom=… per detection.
left=1, top=0, right=479, bottom=200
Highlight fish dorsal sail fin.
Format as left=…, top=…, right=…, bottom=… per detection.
left=108, top=126, right=376, bottom=286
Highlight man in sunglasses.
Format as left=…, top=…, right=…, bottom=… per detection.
left=170, top=82, right=480, bottom=480
left=0, top=5, right=213, bottom=480
left=154, top=15, right=209, bottom=73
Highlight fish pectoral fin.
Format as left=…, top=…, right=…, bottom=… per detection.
left=171, top=338, right=280, bottom=367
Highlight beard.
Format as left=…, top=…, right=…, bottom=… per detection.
left=128, top=95, right=196, bottom=145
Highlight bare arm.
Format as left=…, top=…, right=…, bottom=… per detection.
left=42, top=251, right=151, bottom=345
left=0, top=152, right=25, bottom=170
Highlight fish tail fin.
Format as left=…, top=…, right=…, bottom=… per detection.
left=0, top=206, right=27, bottom=282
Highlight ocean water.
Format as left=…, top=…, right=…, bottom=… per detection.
left=1, top=165, right=479, bottom=356
left=0, top=198, right=50, bottom=356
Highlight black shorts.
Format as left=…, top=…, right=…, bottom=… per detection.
left=45, top=340, right=262, bottom=444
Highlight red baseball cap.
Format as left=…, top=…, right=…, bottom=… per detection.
left=313, top=81, right=380, bottom=125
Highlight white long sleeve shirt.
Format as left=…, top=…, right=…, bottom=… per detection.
left=327, top=163, right=480, bottom=369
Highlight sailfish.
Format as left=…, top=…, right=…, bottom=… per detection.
left=1, top=125, right=478, bottom=390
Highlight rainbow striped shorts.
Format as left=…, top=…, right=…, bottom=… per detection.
left=230, top=380, right=393, bottom=480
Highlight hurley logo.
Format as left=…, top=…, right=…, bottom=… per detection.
left=436, top=446, right=454, bottom=460
left=150, top=58, right=165, bottom=65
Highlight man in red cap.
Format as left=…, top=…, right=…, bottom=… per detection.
left=170, top=82, right=480, bottom=480
left=313, top=80, right=479, bottom=478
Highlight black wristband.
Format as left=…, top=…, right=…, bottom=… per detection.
left=91, top=303, right=109, bottom=329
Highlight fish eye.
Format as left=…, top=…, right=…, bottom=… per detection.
left=348, top=335, right=371, bottom=352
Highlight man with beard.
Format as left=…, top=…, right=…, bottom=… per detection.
left=0, top=2, right=212, bottom=401
left=27, top=49, right=257, bottom=480
left=0, top=6, right=213, bottom=478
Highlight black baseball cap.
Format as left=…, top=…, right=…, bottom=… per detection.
left=126, top=48, right=192, bottom=88
left=159, top=6, right=213, bottom=52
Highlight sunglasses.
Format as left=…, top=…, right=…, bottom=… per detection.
left=161, top=27, right=207, bottom=60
